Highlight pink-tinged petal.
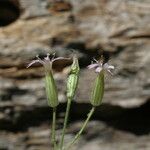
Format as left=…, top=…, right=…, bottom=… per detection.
left=95, top=67, right=102, bottom=73
left=27, top=60, right=41, bottom=68
left=107, top=69, right=113, bottom=75
left=103, top=63, right=114, bottom=70
left=36, top=55, right=43, bottom=61
left=93, top=58, right=99, bottom=63
left=87, top=63, right=99, bottom=69
left=108, top=65, right=114, bottom=70
left=103, top=63, right=109, bottom=69
left=52, top=57, right=70, bottom=62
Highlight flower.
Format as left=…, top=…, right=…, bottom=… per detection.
left=87, top=58, right=114, bottom=75
left=88, top=57, right=115, bottom=106
left=27, top=53, right=70, bottom=73
left=27, top=53, right=70, bottom=107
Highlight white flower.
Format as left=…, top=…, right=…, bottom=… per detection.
left=87, top=58, right=114, bottom=75
left=27, top=53, right=70, bottom=73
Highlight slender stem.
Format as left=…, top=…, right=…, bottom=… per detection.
left=59, top=98, right=72, bottom=150
left=65, top=107, right=95, bottom=150
left=51, top=107, right=57, bottom=150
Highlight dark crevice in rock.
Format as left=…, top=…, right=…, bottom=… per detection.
left=0, top=87, right=29, bottom=101
left=14, top=76, right=43, bottom=80
left=117, top=69, right=137, bottom=78
left=129, top=35, right=150, bottom=39
left=0, top=104, right=65, bottom=132
left=112, top=46, right=125, bottom=57
left=0, top=100, right=150, bottom=136
left=70, top=101, right=150, bottom=136
left=65, top=41, right=126, bottom=63
left=109, top=27, right=135, bottom=38
left=143, top=83, right=150, bottom=90
left=78, top=55, right=93, bottom=68
left=6, top=87, right=29, bottom=96
left=99, top=100, right=150, bottom=136
left=66, top=42, right=86, bottom=52
left=0, top=105, right=66, bottom=131
left=65, top=43, right=113, bottom=67
left=0, top=0, right=20, bottom=27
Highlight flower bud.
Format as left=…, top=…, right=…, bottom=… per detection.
left=90, top=71, right=104, bottom=106
left=45, top=71, right=59, bottom=107
left=67, top=56, right=80, bottom=99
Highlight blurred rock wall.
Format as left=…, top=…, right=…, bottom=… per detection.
left=0, top=0, right=150, bottom=150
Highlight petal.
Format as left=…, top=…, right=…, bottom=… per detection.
left=108, top=65, right=114, bottom=70
left=87, top=63, right=99, bottom=69
left=104, top=63, right=114, bottom=70
left=107, top=69, right=113, bottom=75
left=95, top=67, right=102, bottom=73
left=27, top=60, right=41, bottom=68
left=93, top=58, right=99, bottom=63
left=52, top=57, right=70, bottom=62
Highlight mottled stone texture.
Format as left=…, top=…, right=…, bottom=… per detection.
left=0, top=0, right=150, bottom=149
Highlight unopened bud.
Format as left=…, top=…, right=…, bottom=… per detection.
left=67, top=56, right=80, bottom=99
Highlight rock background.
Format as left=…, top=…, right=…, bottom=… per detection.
left=0, top=0, right=150, bottom=149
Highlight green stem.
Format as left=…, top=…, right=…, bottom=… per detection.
left=65, top=107, right=95, bottom=150
left=59, top=98, right=72, bottom=150
left=51, top=107, right=57, bottom=150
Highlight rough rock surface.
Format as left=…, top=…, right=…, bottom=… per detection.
left=0, top=0, right=150, bottom=149
left=1, top=118, right=150, bottom=150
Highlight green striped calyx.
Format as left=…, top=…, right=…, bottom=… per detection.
left=45, top=71, right=59, bottom=107
left=67, top=56, right=80, bottom=99
left=90, top=71, right=104, bottom=106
